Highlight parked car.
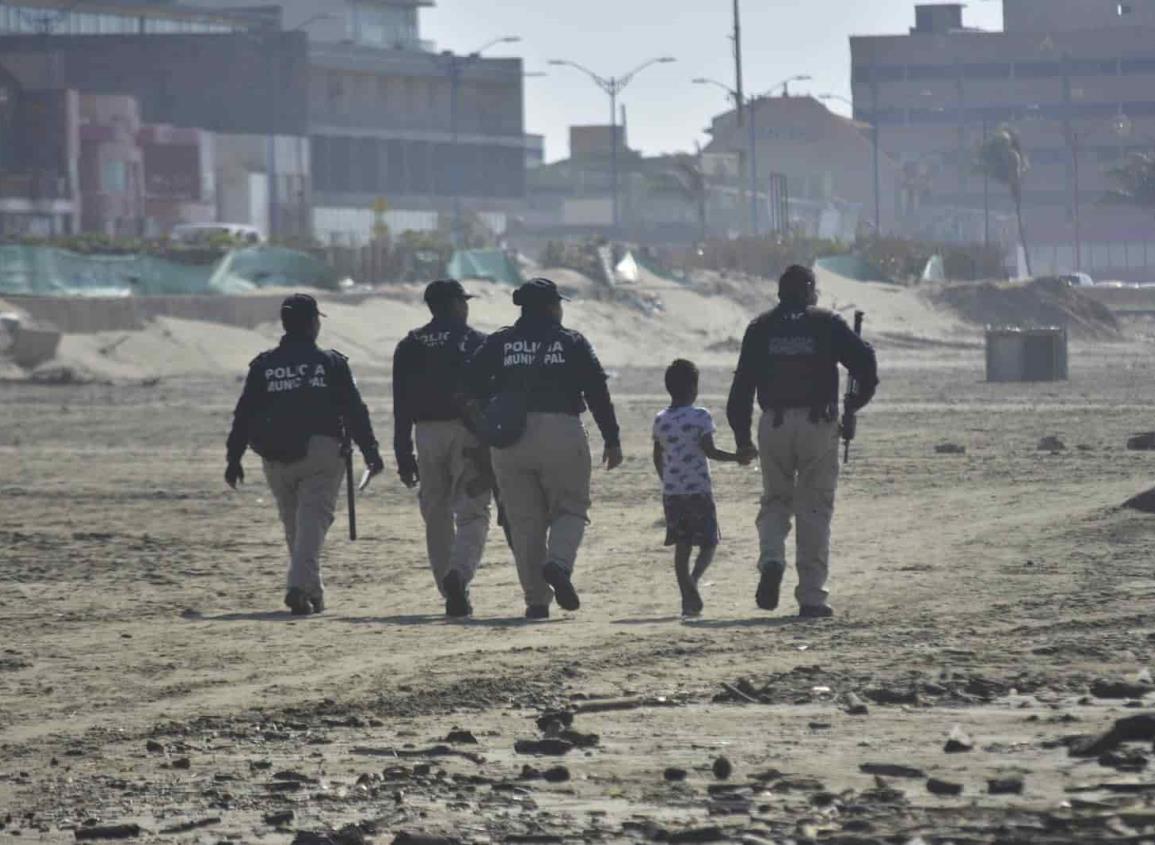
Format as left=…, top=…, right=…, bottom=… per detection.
left=1059, top=272, right=1095, bottom=287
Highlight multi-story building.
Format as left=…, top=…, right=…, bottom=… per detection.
left=704, top=95, right=901, bottom=240
left=0, top=66, right=78, bottom=236
left=1, top=0, right=527, bottom=245
left=185, top=0, right=527, bottom=245
left=0, top=10, right=313, bottom=238
left=852, top=1, right=1155, bottom=280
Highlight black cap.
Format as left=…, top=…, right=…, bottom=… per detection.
left=424, top=278, right=475, bottom=306
left=778, top=265, right=816, bottom=301
left=280, top=293, right=325, bottom=321
left=512, top=277, right=569, bottom=307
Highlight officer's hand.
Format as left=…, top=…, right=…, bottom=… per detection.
left=736, top=444, right=759, bottom=466
left=225, top=462, right=244, bottom=489
left=364, top=449, right=386, bottom=478
left=602, top=445, right=624, bottom=471
left=398, top=455, right=420, bottom=489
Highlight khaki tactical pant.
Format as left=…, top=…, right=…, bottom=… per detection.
left=415, top=420, right=493, bottom=594
left=491, top=413, right=592, bottom=607
left=756, top=410, right=840, bottom=608
left=262, top=434, right=345, bottom=599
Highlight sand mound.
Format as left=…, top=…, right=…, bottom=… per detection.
left=929, top=277, right=1121, bottom=340
left=24, top=265, right=990, bottom=381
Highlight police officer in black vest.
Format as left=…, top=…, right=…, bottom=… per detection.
left=393, top=279, right=492, bottom=618
left=727, top=266, right=878, bottom=619
left=466, top=278, right=622, bottom=619
left=226, top=294, right=384, bottom=615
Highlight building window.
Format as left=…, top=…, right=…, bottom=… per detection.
left=103, top=160, right=128, bottom=193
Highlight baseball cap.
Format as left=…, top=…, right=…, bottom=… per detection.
left=424, top=278, right=476, bottom=305
left=512, top=277, right=570, bottom=307
left=280, top=293, right=326, bottom=320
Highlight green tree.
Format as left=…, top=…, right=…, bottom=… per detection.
left=977, top=126, right=1031, bottom=276
left=1106, top=151, right=1155, bottom=215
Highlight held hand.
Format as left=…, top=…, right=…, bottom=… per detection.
left=397, top=454, right=419, bottom=488
left=735, top=444, right=759, bottom=467
left=603, top=445, right=624, bottom=471
left=225, top=462, right=244, bottom=489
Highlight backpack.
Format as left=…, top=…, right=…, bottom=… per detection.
left=479, top=331, right=555, bottom=449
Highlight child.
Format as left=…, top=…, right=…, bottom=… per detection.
left=653, top=359, right=739, bottom=617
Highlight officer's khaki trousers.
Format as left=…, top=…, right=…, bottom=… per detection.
left=415, top=420, right=492, bottom=593
left=491, top=413, right=592, bottom=607
left=262, top=435, right=344, bottom=599
left=756, top=410, right=840, bottom=609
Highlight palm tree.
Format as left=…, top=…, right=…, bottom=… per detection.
left=977, top=126, right=1031, bottom=276
left=1106, top=151, right=1155, bottom=215
left=665, top=152, right=709, bottom=244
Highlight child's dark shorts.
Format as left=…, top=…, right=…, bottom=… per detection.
left=663, top=493, right=721, bottom=547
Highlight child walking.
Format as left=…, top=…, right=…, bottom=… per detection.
left=653, top=359, right=740, bottom=617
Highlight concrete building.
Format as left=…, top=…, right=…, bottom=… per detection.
left=852, top=1, right=1155, bottom=280
left=0, top=0, right=527, bottom=245
left=0, top=27, right=313, bottom=238
left=524, top=124, right=702, bottom=245
left=704, top=95, right=901, bottom=240
left=184, top=0, right=527, bottom=245
left=0, top=78, right=79, bottom=236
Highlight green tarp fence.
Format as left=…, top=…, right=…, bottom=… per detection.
left=0, top=245, right=339, bottom=297
left=447, top=249, right=523, bottom=286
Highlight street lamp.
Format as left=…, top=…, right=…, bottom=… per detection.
left=695, top=74, right=809, bottom=237
left=549, top=56, right=676, bottom=234
left=820, top=92, right=880, bottom=237
left=767, top=74, right=811, bottom=97
left=432, top=36, right=521, bottom=247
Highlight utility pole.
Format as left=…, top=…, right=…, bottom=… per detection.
left=433, top=36, right=520, bottom=248
left=732, top=0, right=748, bottom=235
left=732, top=0, right=744, bottom=125
left=550, top=56, right=676, bottom=235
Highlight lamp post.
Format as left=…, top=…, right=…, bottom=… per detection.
left=432, top=36, right=521, bottom=248
left=819, top=91, right=880, bottom=238
left=549, top=56, right=676, bottom=235
left=695, top=74, right=809, bottom=237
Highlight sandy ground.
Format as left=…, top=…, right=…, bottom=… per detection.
left=1, top=275, right=1155, bottom=844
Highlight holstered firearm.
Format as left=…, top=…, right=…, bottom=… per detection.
left=841, top=310, right=866, bottom=465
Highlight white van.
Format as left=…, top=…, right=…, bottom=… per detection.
left=171, top=223, right=264, bottom=245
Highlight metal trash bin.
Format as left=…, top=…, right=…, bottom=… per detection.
left=985, top=327, right=1068, bottom=382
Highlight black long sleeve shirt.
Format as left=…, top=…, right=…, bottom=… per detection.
left=727, top=305, right=879, bottom=448
left=465, top=315, right=621, bottom=449
left=392, top=318, right=487, bottom=464
left=226, top=336, right=378, bottom=465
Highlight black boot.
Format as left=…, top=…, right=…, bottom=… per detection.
left=755, top=562, right=785, bottom=611
left=525, top=604, right=550, bottom=620
left=284, top=587, right=312, bottom=616
left=442, top=570, right=472, bottom=618
left=543, top=561, right=580, bottom=611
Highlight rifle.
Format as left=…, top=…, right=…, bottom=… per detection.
left=841, top=310, right=866, bottom=465
left=343, top=429, right=357, bottom=541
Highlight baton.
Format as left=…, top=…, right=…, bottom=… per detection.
left=842, top=310, right=865, bottom=465
left=344, top=437, right=357, bottom=541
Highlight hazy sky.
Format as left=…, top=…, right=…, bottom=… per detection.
left=424, top=0, right=1004, bottom=162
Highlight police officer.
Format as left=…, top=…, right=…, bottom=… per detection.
left=225, top=294, right=384, bottom=615
left=393, top=279, right=492, bottom=618
left=467, top=278, right=622, bottom=619
left=726, top=265, right=878, bottom=619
